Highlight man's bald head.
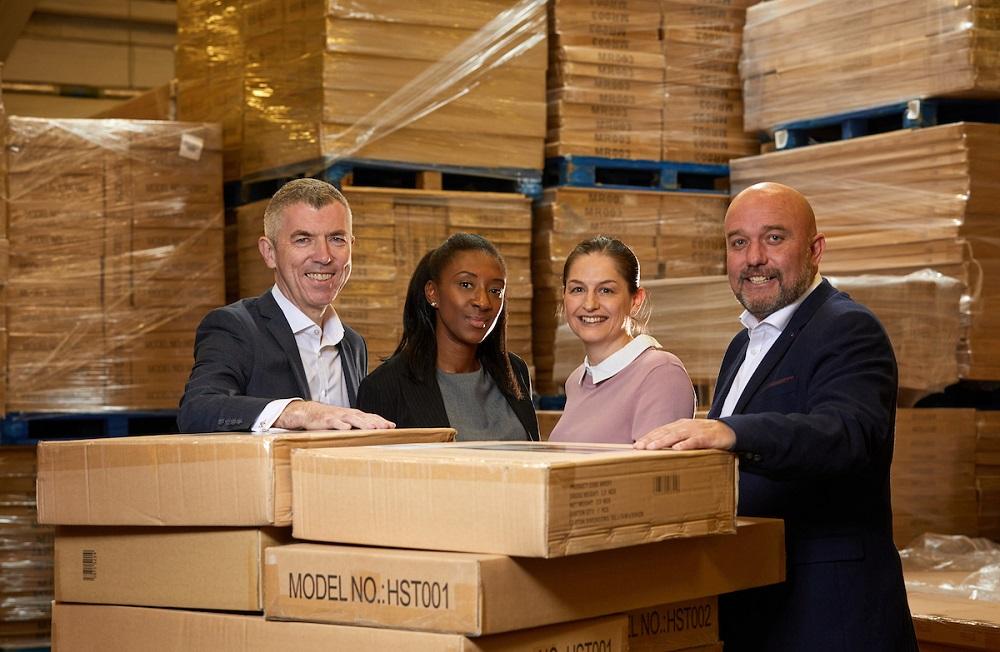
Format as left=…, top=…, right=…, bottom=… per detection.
left=724, top=182, right=825, bottom=320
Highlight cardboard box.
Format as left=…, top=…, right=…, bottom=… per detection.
left=52, top=603, right=628, bottom=652
left=292, top=441, right=737, bottom=557
left=55, top=526, right=289, bottom=611
left=37, top=428, right=455, bottom=527
left=908, top=592, right=1000, bottom=651
left=627, top=596, right=718, bottom=652
left=265, top=521, right=776, bottom=635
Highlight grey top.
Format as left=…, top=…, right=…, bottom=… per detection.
left=436, top=368, right=529, bottom=442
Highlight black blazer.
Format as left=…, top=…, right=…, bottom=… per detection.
left=357, top=352, right=539, bottom=441
left=709, top=279, right=917, bottom=651
left=177, top=290, right=368, bottom=433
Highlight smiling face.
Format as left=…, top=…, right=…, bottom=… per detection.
left=724, top=183, right=825, bottom=321
left=258, top=200, right=353, bottom=324
left=425, top=249, right=506, bottom=355
left=563, top=252, right=645, bottom=365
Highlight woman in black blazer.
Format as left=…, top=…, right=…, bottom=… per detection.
left=357, top=233, right=538, bottom=440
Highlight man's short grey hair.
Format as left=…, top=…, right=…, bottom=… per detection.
left=262, top=178, right=352, bottom=242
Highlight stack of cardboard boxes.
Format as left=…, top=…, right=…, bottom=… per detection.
left=2, top=117, right=225, bottom=411
left=40, top=433, right=785, bottom=650
left=546, top=0, right=757, bottom=162
left=0, top=446, right=51, bottom=648
left=236, top=187, right=535, bottom=368
left=977, top=411, right=1000, bottom=541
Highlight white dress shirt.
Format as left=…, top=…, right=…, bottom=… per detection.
left=718, top=275, right=822, bottom=418
left=251, top=286, right=350, bottom=432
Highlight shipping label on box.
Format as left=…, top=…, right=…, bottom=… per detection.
left=292, top=441, right=737, bottom=557
left=627, top=596, right=718, bottom=652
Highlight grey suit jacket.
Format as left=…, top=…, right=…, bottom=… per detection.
left=177, top=290, right=367, bottom=433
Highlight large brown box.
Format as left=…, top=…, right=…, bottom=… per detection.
left=52, top=603, right=629, bottom=652
left=264, top=519, right=779, bottom=635
left=37, top=429, right=454, bottom=527
left=55, top=527, right=289, bottom=611
left=907, top=591, right=1000, bottom=651
left=292, top=441, right=737, bottom=557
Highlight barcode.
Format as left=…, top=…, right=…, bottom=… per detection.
left=653, top=474, right=680, bottom=494
left=83, top=549, right=97, bottom=581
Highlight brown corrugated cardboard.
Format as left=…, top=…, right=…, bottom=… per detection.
left=627, top=596, right=718, bottom=652
left=37, top=428, right=455, bottom=527
left=907, top=592, right=1000, bottom=651
left=52, top=603, right=628, bottom=651
left=292, top=441, right=737, bottom=557
left=55, top=526, right=289, bottom=611
left=264, top=522, right=777, bottom=634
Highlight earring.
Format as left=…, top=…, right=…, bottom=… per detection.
left=430, top=301, right=438, bottom=308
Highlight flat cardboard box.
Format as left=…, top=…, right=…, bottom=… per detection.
left=52, top=603, right=628, bottom=652
left=55, top=527, right=289, bottom=611
left=37, top=428, right=455, bottom=527
left=292, top=441, right=737, bottom=557
left=908, top=592, right=1000, bottom=651
left=265, top=521, right=776, bottom=634
left=627, top=597, right=718, bottom=652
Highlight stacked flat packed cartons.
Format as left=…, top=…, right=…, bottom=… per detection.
left=2, top=117, right=225, bottom=411
left=240, top=0, right=547, bottom=178
left=236, top=188, right=534, bottom=369
left=547, top=0, right=664, bottom=160
left=660, top=0, right=758, bottom=163
left=740, top=0, right=1000, bottom=133
left=532, top=187, right=726, bottom=394
left=977, top=411, right=1000, bottom=541
left=731, top=123, right=1000, bottom=388
left=175, top=0, right=245, bottom=181
left=892, top=409, right=980, bottom=546
left=0, top=447, right=52, bottom=648
left=0, top=66, right=6, bottom=414
left=548, top=271, right=964, bottom=405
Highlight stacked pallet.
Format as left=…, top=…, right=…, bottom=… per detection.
left=731, top=123, right=1000, bottom=385
left=741, top=0, right=1000, bottom=133
left=236, top=188, right=534, bottom=368
left=547, top=0, right=757, bottom=163
left=2, top=118, right=225, bottom=411
left=532, top=188, right=727, bottom=394
left=0, top=447, right=51, bottom=648
left=237, top=0, right=547, bottom=178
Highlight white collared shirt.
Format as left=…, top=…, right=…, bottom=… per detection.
left=583, top=334, right=661, bottom=384
left=718, top=274, right=822, bottom=418
left=252, top=285, right=350, bottom=431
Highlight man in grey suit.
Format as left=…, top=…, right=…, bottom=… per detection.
left=178, top=178, right=394, bottom=433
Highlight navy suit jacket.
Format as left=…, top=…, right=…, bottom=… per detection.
left=710, top=279, right=917, bottom=651
left=177, top=290, right=367, bottom=433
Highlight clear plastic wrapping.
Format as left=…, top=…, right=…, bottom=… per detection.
left=547, top=0, right=758, bottom=163
left=236, top=187, right=534, bottom=369
left=740, top=0, right=1000, bottom=132
left=2, top=117, right=226, bottom=412
left=731, top=122, right=1000, bottom=382
left=902, top=533, right=1000, bottom=601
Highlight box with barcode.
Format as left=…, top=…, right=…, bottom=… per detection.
left=292, top=442, right=737, bottom=557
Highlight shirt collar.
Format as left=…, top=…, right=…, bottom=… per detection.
left=582, top=334, right=661, bottom=385
left=738, top=273, right=823, bottom=333
left=271, top=285, right=345, bottom=345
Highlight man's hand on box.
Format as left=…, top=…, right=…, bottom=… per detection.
left=634, top=418, right=736, bottom=451
left=275, top=401, right=395, bottom=431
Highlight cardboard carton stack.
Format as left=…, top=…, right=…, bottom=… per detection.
left=0, top=446, right=52, bottom=648
left=236, top=187, right=535, bottom=368
left=532, top=188, right=727, bottom=394
left=740, top=0, right=1000, bottom=134
left=546, top=0, right=757, bottom=163
left=660, top=0, right=758, bottom=163
left=731, top=122, right=1000, bottom=384
left=978, top=411, right=1000, bottom=541
left=907, top=591, right=1000, bottom=652
left=2, top=117, right=225, bottom=411
left=175, top=0, right=245, bottom=181
left=239, top=0, right=547, bottom=179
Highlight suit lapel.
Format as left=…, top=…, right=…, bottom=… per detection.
left=258, top=291, right=312, bottom=400
left=731, top=280, right=837, bottom=415
left=339, top=334, right=359, bottom=406
left=708, top=336, right=748, bottom=418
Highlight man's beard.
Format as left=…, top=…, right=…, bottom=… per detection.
left=736, top=262, right=815, bottom=320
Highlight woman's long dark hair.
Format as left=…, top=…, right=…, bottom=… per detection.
left=393, top=233, right=524, bottom=400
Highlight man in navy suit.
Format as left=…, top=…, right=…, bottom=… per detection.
left=636, top=182, right=917, bottom=650
left=178, top=179, right=393, bottom=433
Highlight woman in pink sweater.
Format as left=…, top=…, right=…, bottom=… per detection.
left=548, top=236, right=695, bottom=443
